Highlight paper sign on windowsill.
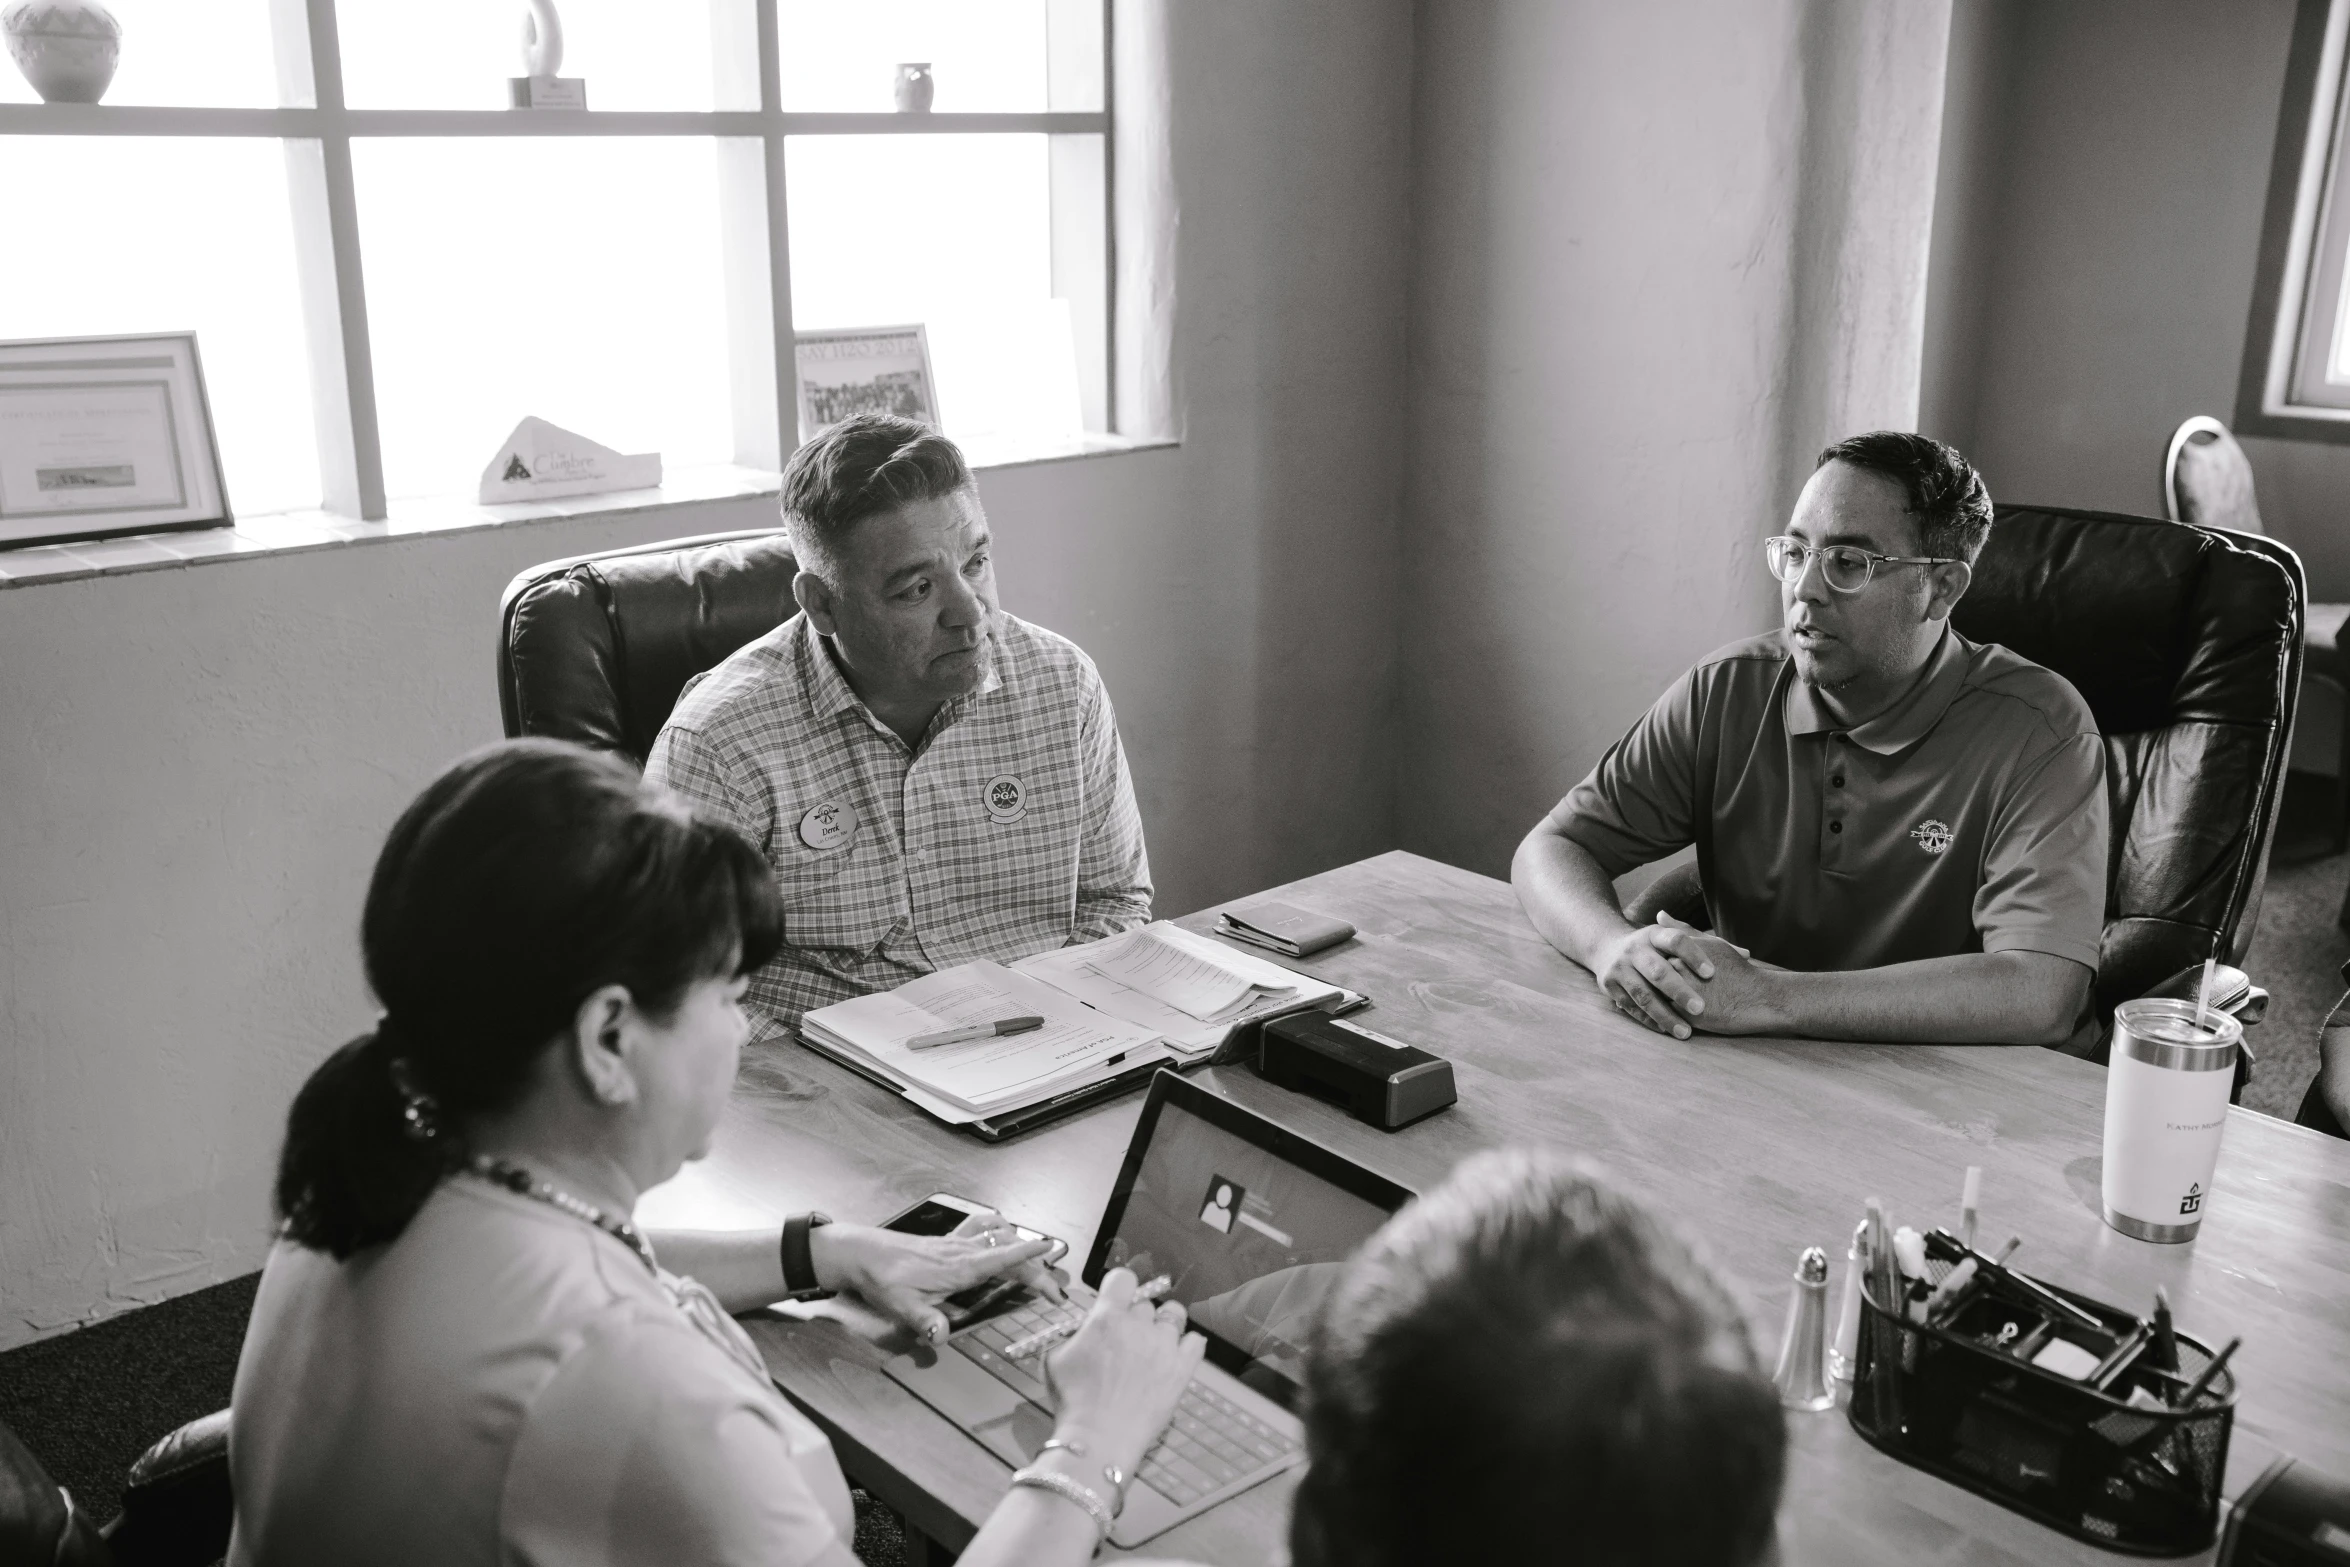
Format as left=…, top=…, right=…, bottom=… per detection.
left=478, top=416, right=660, bottom=504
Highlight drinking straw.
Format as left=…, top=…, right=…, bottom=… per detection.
left=2195, top=957, right=2216, bottom=1031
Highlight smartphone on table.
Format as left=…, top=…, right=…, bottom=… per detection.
left=882, top=1192, right=1069, bottom=1330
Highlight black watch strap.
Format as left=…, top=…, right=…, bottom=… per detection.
left=781, top=1212, right=833, bottom=1297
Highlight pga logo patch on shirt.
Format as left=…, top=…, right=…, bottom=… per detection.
left=983, top=774, right=1028, bottom=825
left=1910, top=818, right=1955, bottom=856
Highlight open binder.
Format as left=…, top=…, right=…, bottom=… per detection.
left=797, top=921, right=1346, bottom=1130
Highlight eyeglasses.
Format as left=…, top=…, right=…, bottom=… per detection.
left=1764, top=535, right=1961, bottom=594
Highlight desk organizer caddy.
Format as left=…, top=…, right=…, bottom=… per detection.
left=1849, top=1268, right=2236, bottom=1555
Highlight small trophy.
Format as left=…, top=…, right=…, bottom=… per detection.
left=509, top=0, right=585, bottom=109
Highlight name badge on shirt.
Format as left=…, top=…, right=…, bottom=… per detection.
left=798, top=801, right=858, bottom=852
left=983, top=774, right=1028, bottom=825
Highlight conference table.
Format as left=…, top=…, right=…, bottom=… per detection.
left=638, top=851, right=2350, bottom=1565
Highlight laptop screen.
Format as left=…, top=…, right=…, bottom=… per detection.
left=1084, top=1072, right=1414, bottom=1405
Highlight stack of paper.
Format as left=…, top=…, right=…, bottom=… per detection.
left=1016, top=921, right=1345, bottom=1059
left=1082, top=924, right=1297, bottom=1021
left=799, top=961, right=1165, bottom=1124
left=798, top=922, right=1350, bottom=1126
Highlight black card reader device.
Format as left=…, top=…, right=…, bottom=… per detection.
left=1257, top=1011, right=1456, bottom=1130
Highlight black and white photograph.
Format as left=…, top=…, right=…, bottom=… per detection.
left=3, top=2, right=2349, bottom=1565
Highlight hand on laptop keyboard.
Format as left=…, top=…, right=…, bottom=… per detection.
left=961, top=1276, right=1296, bottom=1506
left=1019, top=1268, right=1207, bottom=1486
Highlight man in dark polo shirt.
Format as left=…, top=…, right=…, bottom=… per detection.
left=1513, top=431, right=2106, bottom=1048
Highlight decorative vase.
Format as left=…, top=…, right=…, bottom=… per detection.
left=2, top=0, right=121, bottom=104
left=893, top=62, right=933, bottom=113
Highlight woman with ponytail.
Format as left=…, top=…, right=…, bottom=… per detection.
left=228, top=740, right=1201, bottom=1567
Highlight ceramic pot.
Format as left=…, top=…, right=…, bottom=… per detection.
left=893, top=62, right=933, bottom=113
left=2, top=0, right=121, bottom=104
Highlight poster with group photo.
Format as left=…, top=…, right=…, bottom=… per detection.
left=794, top=324, right=940, bottom=440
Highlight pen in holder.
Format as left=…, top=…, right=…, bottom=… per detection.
left=1848, top=1250, right=2237, bottom=1556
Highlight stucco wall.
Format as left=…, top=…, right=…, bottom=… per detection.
left=0, top=0, right=1413, bottom=1349
left=1396, top=0, right=1952, bottom=880
left=1949, top=2, right=2345, bottom=592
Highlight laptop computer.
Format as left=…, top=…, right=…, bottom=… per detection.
left=882, top=1069, right=1415, bottom=1546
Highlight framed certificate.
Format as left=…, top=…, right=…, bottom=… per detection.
left=0, top=333, right=231, bottom=549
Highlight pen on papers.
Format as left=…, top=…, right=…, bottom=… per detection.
left=907, top=1016, right=1046, bottom=1050
left=1004, top=1276, right=1174, bottom=1359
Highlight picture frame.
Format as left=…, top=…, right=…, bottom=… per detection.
left=795, top=324, right=941, bottom=441
left=0, top=332, right=232, bottom=550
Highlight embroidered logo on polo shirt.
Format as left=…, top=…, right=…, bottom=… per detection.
left=983, top=774, right=1028, bottom=825
left=1910, top=819, right=1955, bottom=856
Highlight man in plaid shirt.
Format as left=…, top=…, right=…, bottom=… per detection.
left=644, top=414, right=1152, bottom=1036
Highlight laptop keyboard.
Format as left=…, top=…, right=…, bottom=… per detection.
left=956, top=1297, right=1301, bottom=1506
left=1140, top=1379, right=1294, bottom=1504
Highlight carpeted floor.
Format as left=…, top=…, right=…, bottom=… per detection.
left=2237, top=770, right=2348, bottom=1121
left=0, top=1273, right=257, bottom=1528
left=4, top=791, right=2342, bottom=1552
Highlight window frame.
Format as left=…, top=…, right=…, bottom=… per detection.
left=0, top=0, right=1115, bottom=517
left=2240, top=0, right=2350, bottom=439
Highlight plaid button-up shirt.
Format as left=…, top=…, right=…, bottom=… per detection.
left=644, top=612, right=1153, bottom=1035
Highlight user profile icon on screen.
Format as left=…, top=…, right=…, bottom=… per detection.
left=1198, top=1177, right=1244, bottom=1234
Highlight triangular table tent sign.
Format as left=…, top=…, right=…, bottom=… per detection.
left=478, top=416, right=661, bottom=504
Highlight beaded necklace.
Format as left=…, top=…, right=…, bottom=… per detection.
left=462, top=1153, right=771, bottom=1385
left=466, top=1155, right=658, bottom=1276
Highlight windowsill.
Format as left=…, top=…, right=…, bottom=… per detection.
left=0, top=432, right=1176, bottom=591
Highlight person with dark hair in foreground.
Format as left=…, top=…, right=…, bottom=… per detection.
left=1285, top=1149, right=1785, bottom=1567
left=228, top=741, right=1201, bottom=1566
left=1514, top=431, right=2108, bottom=1050
left=643, top=412, right=1152, bottom=1036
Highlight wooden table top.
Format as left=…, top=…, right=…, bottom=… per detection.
left=640, top=850, right=2350, bottom=1566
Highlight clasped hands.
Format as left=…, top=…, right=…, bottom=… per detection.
left=1594, top=912, right=1783, bottom=1039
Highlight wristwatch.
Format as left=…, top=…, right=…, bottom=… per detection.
left=780, top=1211, right=834, bottom=1298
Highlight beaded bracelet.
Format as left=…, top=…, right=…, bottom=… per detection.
left=1009, top=1464, right=1116, bottom=1537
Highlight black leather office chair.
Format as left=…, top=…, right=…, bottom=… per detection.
left=1630, top=505, right=2302, bottom=1058
left=2166, top=415, right=2350, bottom=859
left=498, top=528, right=800, bottom=764
left=1, top=1409, right=233, bottom=1567
left=1959, top=505, right=2300, bottom=1021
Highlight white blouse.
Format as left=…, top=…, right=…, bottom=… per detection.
left=227, top=1176, right=859, bottom=1567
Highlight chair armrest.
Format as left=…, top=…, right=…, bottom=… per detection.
left=101, top=1408, right=231, bottom=1567
left=0, top=1416, right=110, bottom=1567
left=2137, top=962, right=2264, bottom=1026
